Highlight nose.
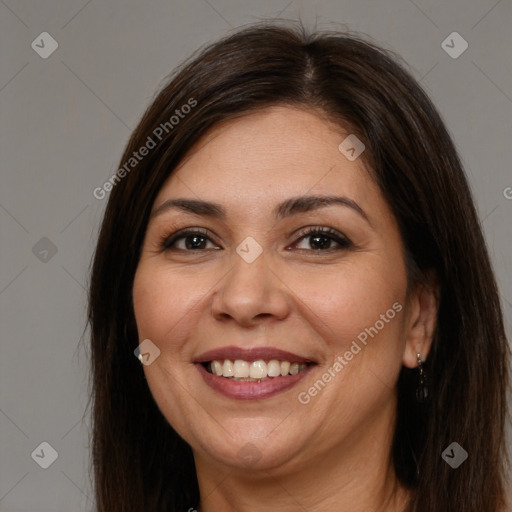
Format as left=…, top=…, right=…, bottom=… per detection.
left=211, top=252, right=291, bottom=327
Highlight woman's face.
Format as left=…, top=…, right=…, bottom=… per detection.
left=133, top=106, right=420, bottom=473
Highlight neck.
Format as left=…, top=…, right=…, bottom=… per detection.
left=194, top=399, right=411, bottom=512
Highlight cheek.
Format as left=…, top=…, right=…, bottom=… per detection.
left=132, top=264, right=200, bottom=343
left=296, top=267, right=407, bottom=413
left=132, top=265, right=206, bottom=435
left=284, top=260, right=407, bottom=356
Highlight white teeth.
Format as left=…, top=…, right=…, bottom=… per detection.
left=249, top=360, right=267, bottom=379
left=267, top=360, right=281, bottom=377
left=233, top=360, right=250, bottom=378
left=212, top=360, right=223, bottom=376
left=222, top=360, right=234, bottom=377
left=289, top=363, right=300, bottom=375
left=208, top=359, right=309, bottom=379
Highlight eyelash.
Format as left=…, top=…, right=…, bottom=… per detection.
left=160, top=226, right=352, bottom=253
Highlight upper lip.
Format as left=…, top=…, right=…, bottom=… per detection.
left=194, top=346, right=314, bottom=364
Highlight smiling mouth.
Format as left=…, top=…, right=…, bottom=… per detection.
left=204, top=359, right=311, bottom=382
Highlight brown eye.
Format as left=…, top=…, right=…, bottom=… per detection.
left=182, top=234, right=209, bottom=250
left=293, top=227, right=352, bottom=251
left=308, top=234, right=335, bottom=250
left=162, top=229, right=220, bottom=251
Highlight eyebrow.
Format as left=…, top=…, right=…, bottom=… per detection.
left=151, top=195, right=370, bottom=224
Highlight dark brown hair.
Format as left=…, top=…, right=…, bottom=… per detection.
left=88, top=22, right=510, bottom=511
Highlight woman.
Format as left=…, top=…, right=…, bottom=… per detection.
left=88, top=23, right=510, bottom=511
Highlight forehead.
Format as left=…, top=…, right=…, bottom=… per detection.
left=154, top=106, right=380, bottom=216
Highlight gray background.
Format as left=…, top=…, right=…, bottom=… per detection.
left=1, top=0, right=511, bottom=510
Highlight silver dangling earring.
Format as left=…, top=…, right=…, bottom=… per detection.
left=416, top=353, right=429, bottom=403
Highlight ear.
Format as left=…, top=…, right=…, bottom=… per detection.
left=402, top=271, right=440, bottom=369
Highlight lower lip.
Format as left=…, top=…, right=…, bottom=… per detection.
left=196, top=363, right=315, bottom=400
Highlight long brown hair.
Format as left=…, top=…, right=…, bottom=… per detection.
left=88, top=23, right=510, bottom=511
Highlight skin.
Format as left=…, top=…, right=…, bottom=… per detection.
left=132, top=106, right=439, bottom=512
